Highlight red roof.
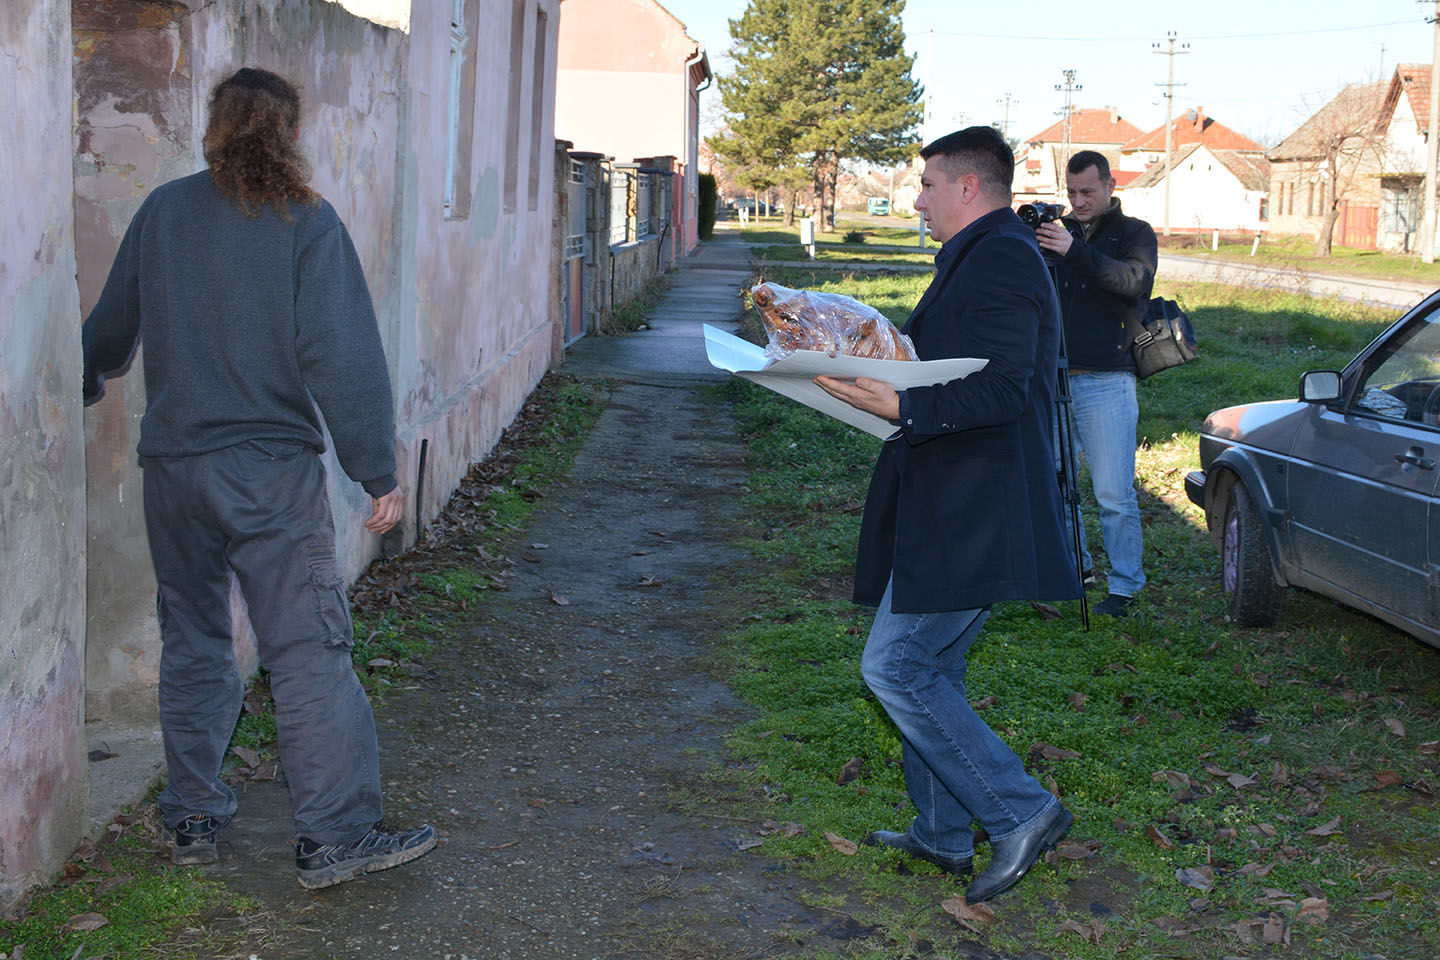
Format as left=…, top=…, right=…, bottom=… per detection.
left=1026, top=107, right=1145, bottom=147
left=1392, top=63, right=1433, bottom=132
left=1122, top=107, right=1264, bottom=153
left=1112, top=170, right=1142, bottom=187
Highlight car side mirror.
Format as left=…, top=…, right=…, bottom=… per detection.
left=1299, top=369, right=1342, bottom=403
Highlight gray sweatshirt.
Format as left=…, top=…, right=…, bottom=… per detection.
left=82, top=170, right=397, bottom=496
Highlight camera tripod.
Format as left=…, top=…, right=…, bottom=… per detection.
left=1046, top=261, right=1091, bottom=630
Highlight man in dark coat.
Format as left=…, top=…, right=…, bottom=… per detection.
left=815, top=126, right=1080, bottom=902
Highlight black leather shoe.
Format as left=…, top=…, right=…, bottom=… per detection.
left=1093, top=593, right=1136, bottom=617
left=964, top=805, right=1073, bottom=902
left=863, top=830, right=973, bottom=877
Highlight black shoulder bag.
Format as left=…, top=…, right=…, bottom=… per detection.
left=1125, top=296, right=1197, bottom=380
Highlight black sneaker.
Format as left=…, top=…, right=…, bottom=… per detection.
left=295, top=824, right=437, bottom=889
left=164, top=814, right=220, bottom=865
left=1094, top=593, right=1137, bottom=617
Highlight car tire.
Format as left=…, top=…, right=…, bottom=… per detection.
left=1222, top=482, right=1284, bottom=626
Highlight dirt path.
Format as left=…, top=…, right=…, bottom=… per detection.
left=205, top=381, right=840, bottom=958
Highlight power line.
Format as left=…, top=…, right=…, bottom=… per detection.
left=929, top=19, right=1412, bottom=43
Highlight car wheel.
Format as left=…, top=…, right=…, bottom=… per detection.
left=1221, top=483, right=1284, bottom=626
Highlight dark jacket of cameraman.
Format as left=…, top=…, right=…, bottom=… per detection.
left=1053, top=199, right=1157, bottom=372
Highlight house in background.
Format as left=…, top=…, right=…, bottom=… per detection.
left=554, top=0, right=712, bottom=260
left=1117, top=106, right=1266, bottom=171
left=1269, top=65, right=1433, bottom=253
left=1013, top=106, right=1145, bottom=203
left=1121, top=143, right=1271, bottom=234
left=3, top=0, right=562, bottom=909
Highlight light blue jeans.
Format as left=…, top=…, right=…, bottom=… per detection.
left=860, top=580, right=1061, bottom=860
left=1058, top=370, right=1146, bottom=598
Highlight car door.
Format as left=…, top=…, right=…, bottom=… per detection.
left=1288, top=306, right=1440, bottom=627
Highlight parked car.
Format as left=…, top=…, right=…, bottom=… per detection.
left=1186, top=289, right=1440, bottom=649
left=866, top=197, right=891, bottom=216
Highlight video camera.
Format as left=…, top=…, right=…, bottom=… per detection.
left=1016, top=202, right=1065, bottom=228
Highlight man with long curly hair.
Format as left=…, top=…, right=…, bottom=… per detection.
left=81, top=67, right=435, bottom=889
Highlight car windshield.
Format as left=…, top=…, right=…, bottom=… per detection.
left=1353, top=305, right=1440, bottom=423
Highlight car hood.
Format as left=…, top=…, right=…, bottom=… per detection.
left=1201, top=398, right=1311, bottom=452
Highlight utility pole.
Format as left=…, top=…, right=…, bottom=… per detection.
left=996, top=92, right=1018, bottom=142
left=1152, top=31, right=1189, bottom=237
left=1055, top=70, right=1082, bottom=198
left=1422, top=2, right=1439, bottom=263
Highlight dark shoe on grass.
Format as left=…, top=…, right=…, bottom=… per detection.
left=965, top=805, right=1073, bottom=902
left=863, top=829, right=973, bottom=877
left=165, top=814, right=220, bottom=865
left=1093, top=593, right=1136, bottom=617
left=295, top=823, right=437, bottom=889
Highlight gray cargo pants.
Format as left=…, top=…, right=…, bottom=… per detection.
left=142, top=439, right=382, bottom=844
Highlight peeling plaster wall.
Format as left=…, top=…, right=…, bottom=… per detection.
left=391, top=0, right=559, bottom=534
left=74, top=0, right=197, bottom=730
left=5, top=0, right=559, bottom=906
left=0, top=0, right=89, bottom=909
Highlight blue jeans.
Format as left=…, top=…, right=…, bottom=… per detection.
left=1058, top=370, right=1146, bottom=597
left=860, top=580, right=1061, bottom=859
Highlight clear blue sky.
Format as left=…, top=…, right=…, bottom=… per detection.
left=659, top=0, right=1434, bottom=149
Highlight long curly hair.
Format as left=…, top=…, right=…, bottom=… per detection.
left=203, top=68, right=318, bottom=217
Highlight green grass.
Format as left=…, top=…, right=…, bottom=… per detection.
left=0, top=824, right=259, bottom=960
left=706, top=271, right=1440, bottom=959
left=1169, top=233, right=1440, bottom=284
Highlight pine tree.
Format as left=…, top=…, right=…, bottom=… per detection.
left=712, top=0, right=922, bottom=231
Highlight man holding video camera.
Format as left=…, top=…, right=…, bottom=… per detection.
left=1035, top=150, right=1157, bottom=617
left=815, top=126, right=1080, bottom=903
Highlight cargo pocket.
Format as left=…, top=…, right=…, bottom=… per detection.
left=308, top=554, right=354, bottom=648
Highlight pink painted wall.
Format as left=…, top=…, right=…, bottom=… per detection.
left=3, top=0, right=561, bottom=908
left=0, top=0, right=89, bottom=908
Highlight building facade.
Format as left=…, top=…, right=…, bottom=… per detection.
left=2, top=0, right=562, bottom=908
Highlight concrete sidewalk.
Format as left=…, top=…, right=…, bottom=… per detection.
left=562, top=231, right=755, bottom=385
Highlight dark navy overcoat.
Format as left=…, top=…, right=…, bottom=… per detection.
left=853, top=207, right=1083, bottom=613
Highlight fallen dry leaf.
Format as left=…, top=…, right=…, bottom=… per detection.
left=1305, top=816, right=1343, bottom=837
left=1153, top=769, right=1192, bottom=791
left=756, top=820, right=806, bottom=838
left=61, top=912, right=109, bottom=933
left=1363, top=890, right=1394, bottom=902
left=836, top=757, right=863, bottom=786
left=1146, top=824, right=1176, bottom=850
left=1373, top=770, right=1403, bottom=790
left=1227, top=773, right=1259, bottom=789
left=824, top=831, right=858, bottom=856
left=1418, top=740, right=1440, bottom=755
left=1153, top=915, right=1202, bottom=937
left=1176, top=865, right=1215, bottom=892
left=1033, top=742, right=1081, bottom=761
left=1204, top=763, right=1233, bottom=778
left=1053, top=838, right=1102, bottom=860
left=1296, top=897, right=1329, bottom=924
left=1067, top=691, right=1089, bottom=711
left=941, top=896, right=999, bottom=932
left=550, top=592, right=570, bottom=606
left=735, top=837, right=764, bottom=851
left=230, top=746, right=260, bottom=768
left=1030, top=601, right=1062, bottom=620
left=366, top=657, right=395, bottom=669
left=1253, top=822, right=1278, bottom=838
left=1239, top=861, right=1276, bottom=877
left=1057, top=916, right=1107, bottom=944
left=1384, top=718, right=1407, bottom=738
left=970, top=695, right=996, bottom=711
left=1270, top=760, right=1291, bottom=787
